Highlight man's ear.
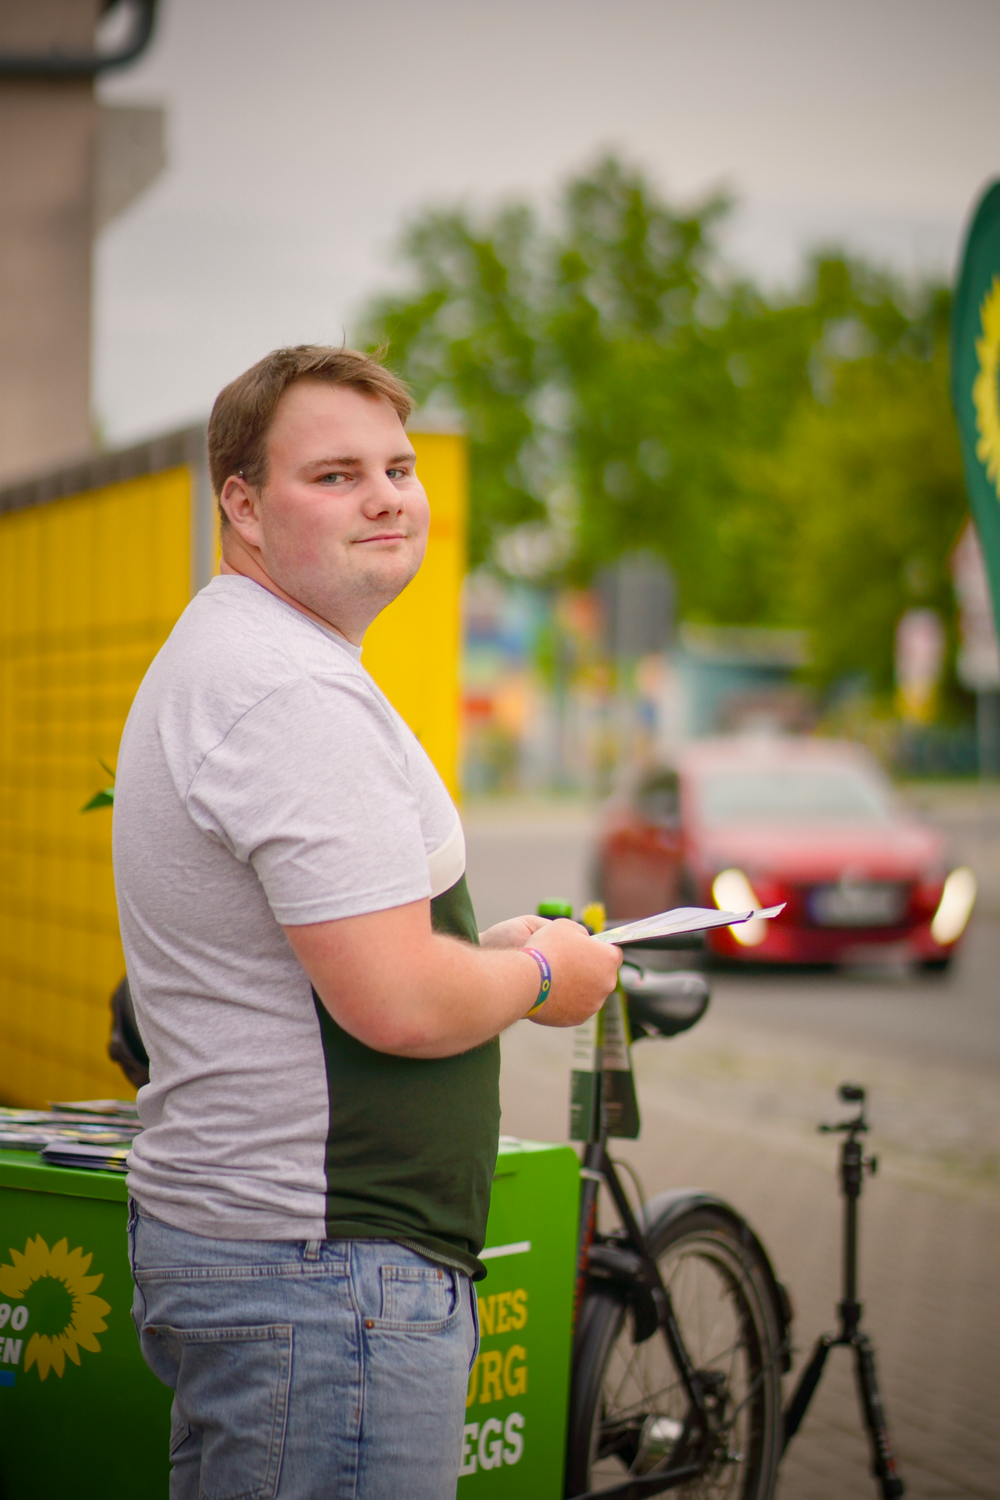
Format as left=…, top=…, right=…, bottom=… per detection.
left=219, top=474, right=263, bottom=547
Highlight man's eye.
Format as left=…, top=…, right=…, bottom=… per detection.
left=386, top=468, right=408, bottom=480
left=318, top=472, right=349, bottom=485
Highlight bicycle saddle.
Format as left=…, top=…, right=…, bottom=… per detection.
left=620, top=969, right=710, bottom=1039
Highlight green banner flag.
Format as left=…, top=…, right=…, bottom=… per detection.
left=951, top=179, right=1000, bottom=639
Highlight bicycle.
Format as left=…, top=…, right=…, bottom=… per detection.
left=547, top=902, right=905, bottom=1500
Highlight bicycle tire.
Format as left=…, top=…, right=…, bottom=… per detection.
left=565, top=1196, right=786, bottom=1500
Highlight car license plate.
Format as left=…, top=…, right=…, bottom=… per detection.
left=808, top=882, right=907, bottom=927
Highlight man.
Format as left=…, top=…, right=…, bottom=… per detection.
left=113, top=344, right=621, bottom=1500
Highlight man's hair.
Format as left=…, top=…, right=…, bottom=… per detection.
left=207, top=345, right=412, bottom=522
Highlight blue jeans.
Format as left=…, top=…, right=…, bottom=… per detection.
left=127, top=1201, right=479, bottom=1500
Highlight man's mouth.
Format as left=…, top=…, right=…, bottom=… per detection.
left=354, top=532, right=408, bottom=544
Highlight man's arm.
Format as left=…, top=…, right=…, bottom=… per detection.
left=284, top=901, right=621, bottom=1059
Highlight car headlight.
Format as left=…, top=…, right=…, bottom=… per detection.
left=930, top=867, right=977, bottom=945
left=712, top=868, right=768, bottom=947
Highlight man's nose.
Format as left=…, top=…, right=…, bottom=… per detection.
left=360, top=472, right=404, bottom=516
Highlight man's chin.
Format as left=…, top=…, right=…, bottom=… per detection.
left=297, top=557, right=420, bottom=623
left=357, top=550, right=422, bottom=601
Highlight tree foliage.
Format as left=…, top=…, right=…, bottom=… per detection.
left=360, top=157, right=968, bottom=698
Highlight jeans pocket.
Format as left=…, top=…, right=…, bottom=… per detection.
left=378, top=1263, right=457, bottom=1326
left=153, top=1322, right=292, bottom=1500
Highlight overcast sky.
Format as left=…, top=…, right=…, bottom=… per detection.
left=95, top=0, right=1000, bottom=445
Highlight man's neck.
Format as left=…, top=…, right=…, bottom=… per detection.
left=219, top=545, right=362, bottom=646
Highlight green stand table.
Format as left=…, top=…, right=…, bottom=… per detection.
left=0, top=1138, right=578, bottom=1498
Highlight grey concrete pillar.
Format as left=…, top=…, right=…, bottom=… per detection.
left=0, top=0, right=102, bottom=486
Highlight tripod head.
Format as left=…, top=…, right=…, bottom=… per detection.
left=819, top=1081, right=870, bottom=1143
left=819, top=1080, right=878, bottom=1225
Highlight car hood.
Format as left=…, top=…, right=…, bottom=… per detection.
left=689, top=820, right=944, bottom=882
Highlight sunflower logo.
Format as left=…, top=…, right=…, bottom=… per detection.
left=0, top=1235, right=110, bottom=1381
left=973, top=274, right=1000, bottom=500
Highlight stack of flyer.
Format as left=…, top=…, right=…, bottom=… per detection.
left=0, top=1100, right=140, bottom=1172
left=592, top=903, right=784, bottom=946
left=40, top=1141, right=134, bottom=1172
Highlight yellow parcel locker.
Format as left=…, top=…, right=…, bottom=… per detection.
left=0, top=426, right=466, bottom=1106
left=363, top=429, right=466, bottom=801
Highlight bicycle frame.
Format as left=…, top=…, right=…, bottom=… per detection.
left=549, top=905, right=900, bottom=1500
left=566, top=1008, right=785, bottom=1500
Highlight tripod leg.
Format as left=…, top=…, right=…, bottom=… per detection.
left=852, top=1332, right=905, bottom=1498
left=782, top=1333, right=834, bottom=1449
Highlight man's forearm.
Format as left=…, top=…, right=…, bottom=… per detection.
left=335, top=936, right=541, bottom=1057
left=285, top=906, right=541, bottom=1058
left=284, top=898, right=620, bottom=1057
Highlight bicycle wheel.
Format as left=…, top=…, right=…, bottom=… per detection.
left=566, top=1200, right=785, bottom=1500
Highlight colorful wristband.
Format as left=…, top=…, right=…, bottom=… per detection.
left=522, top=948, right=552, bottom=1016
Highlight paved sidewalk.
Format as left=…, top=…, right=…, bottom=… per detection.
left=499, top=1019, right=1000, bottom=1500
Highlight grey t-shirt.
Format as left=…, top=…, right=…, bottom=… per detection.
left=113, top=575, right=498, bottom=1266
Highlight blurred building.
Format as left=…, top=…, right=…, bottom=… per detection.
left=672, top=624, right=813, bottom=740
left=459, top=568, right=813, bottom=797
left=461, top=574, right=548, bottom=795
left=0, top=0, right=162, bottom=485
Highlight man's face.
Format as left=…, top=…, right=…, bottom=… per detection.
left=225, top=380, right=429, bottom=637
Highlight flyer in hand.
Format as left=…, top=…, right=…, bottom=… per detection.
left=592, top=903, right=785, bottom=946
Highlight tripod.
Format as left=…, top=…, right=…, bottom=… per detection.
left=782, top=1083, right=905, bottom=1498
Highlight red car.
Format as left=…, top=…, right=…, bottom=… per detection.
left=597, top=738, right=976, bottom=970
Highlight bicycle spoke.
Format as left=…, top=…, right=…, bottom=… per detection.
left=605, top=1342, right=681, bottom=1413
left=717, top=1366, right=766, bottom=1436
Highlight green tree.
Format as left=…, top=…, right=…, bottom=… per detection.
left=360, top=158, right=968, bottom=709
left=364, top=205, right=547, bottom=570
left=363, top=157, right=735, bottom=592
left=745, top=287, right=967, bottom=698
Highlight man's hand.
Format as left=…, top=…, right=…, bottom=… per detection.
left=479, top=914, right=549, bottom=950
left=519, top=918, right=622, bottom=1028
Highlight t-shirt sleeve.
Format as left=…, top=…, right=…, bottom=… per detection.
left=185, top=673, right=432, bottom=925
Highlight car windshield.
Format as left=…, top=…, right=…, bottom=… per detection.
left=697, top=768, right=892, bottom=826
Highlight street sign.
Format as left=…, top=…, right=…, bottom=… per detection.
left=951, top=179, right=1000, bottom=640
